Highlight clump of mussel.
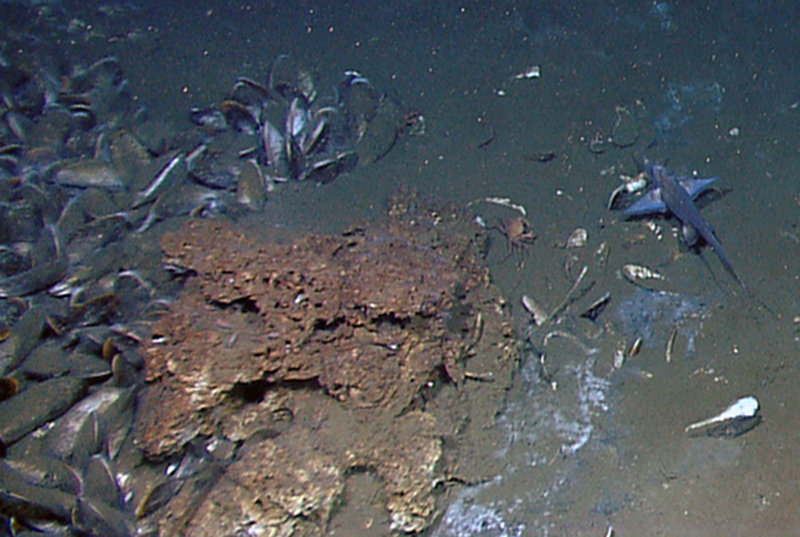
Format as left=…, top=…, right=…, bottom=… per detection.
left=188, top=55, right=404, bottom=192
left=0, top=33, right=413, bottom=535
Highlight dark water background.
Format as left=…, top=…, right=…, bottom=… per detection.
left=9, top=0, right=800, bottom=535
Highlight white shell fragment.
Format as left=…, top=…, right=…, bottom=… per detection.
left=612, top=340, right=626, bottom=370
left=521, top=294, right=548, bottom=326
left=512, top=65, right=541, bottom=80
left=607, top=172, right=648, bottom=209
left=627, top=336, right=643, bottom=359
left=622, top=263, right=664, bottom=283
left=467, top=196, right=527, bottom=216
left=685, top=396, right=761, bottom=438
left=565, top=228, right=588, bottom=248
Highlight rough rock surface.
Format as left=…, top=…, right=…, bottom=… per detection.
left=134, top=192, right=519, bottom=535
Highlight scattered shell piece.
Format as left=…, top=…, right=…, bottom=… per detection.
left=521, top=294, right=548, bottom=326
left=549, top=265, right=593, bottom=321
left=579, top=292, right=610, bottom=322
left=612, top=340, right=626, bottom=370
left=595, top=241, right=610, bottom=266
left=665, top=325, right=678, bottom=363
left=511, top=65, right=540, bottom=80
left=468, top=197, right=527, bottom=216
left=543, top=330, right=596, bottom=356
left=627, top=336, right=643, bottom=359
left=685, top=396, right=761, bottom=438
left=607, top=172, right=648, bottom=209
left=565, top=227, right=588, bottom=248
left=644, top=220, right=663, bottom=238
left=622, top=263, right=664, bottom=283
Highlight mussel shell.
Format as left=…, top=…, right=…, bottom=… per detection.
left=0, top=153, right=19, bottom=177
left=68, top=103, right=96, bottom=131
left=341, top=76, right=380, bottom=136
left=4, top=453, right=82, bottom=494
left=0, top=376, right=86, bottom=445
left=260, top=118, right=287, bottom=176
left=186, top=131, right=251, bottom=190
left=269, top=54, right=316, bottom=102
left=300, top=114, right=328, bottom=156
left=336, top=150, right=358, bottom=173
left=189, top=107, right=227, bottom=132
left=7, top=68, right=46, bottom=116
left=26, top=107, right=74, bottom=151
left=0, top=376, right=19, bottom=402
left=53, top=159, right=124, bottom=190
left=3, top=109, right=35, bottom=143
left=285, top=96, right=308, bottom=139
left=82, top=454, right=122, bottom=507
left=231, top=77, right=271, bottom=109
left=353, top=97, right=400, bottom=165
left=220, top=100, right=259, bottom=135
left=187, top=153, right=238, bottom=191
left=0, top=303, right=45, bottom=373
left=0, top=245, right=32, bottom=277
left=0, top=460, right=76, bottom=522
left=70, top=56, right=125, bottom=95
left=44, top=386, right=133, bottom=467
left=236, top=159, right=267, bottom=210
left=71, top=496, right=133, bottom=537
left=302, top=150, right=357, bottom=184
left=301, top=156, right=338, bottom=184
left=0, top=225, right=68, bottom=299
left=285, top=135, right=303, bottom=180
left=106, top=131, right=153, bottom=194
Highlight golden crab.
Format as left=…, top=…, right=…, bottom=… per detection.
left=495, top=216, right=536, bottom=254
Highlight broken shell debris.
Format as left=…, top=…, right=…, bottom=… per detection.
left=522, top=294, right=549, bottom=326
left=565, top=227, right=588, bottom=248
left=607, top=171, right=649, bottom=210
left=494, top=65, right=541, bottom=96
left=468, top=196, right=528, bottom=216
left=511, top=65, right=541, bottom=80
left=685, top=396, right=761, bottom=438
left=579, top=291, right=611, bottom=322
left=622, top=263, right=665, bottom=283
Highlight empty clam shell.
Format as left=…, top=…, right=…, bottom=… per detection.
left=565, top=227, right=588, bottom=248
left=521, top=294, right=548, bottom=326
left=622, top=263, right=664, bottom=283
left=579, top=292, right=610, bottom=322
left=685, top=396, right=761, bottom=438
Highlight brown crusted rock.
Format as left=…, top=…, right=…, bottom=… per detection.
left=139, top=216, right=476, bottom=457
left=136, top=192, right=520, bottom=534
left=347, top=410, right=442, bottom=533
left=185, top=427, right=341, bottom=537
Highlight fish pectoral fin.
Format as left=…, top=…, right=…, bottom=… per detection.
left=624, top=189, right=666, bottom=216
left=679, top=176, right=719, bottom=200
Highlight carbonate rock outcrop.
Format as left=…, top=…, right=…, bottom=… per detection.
left=135, top=192, right=519, bottom=535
